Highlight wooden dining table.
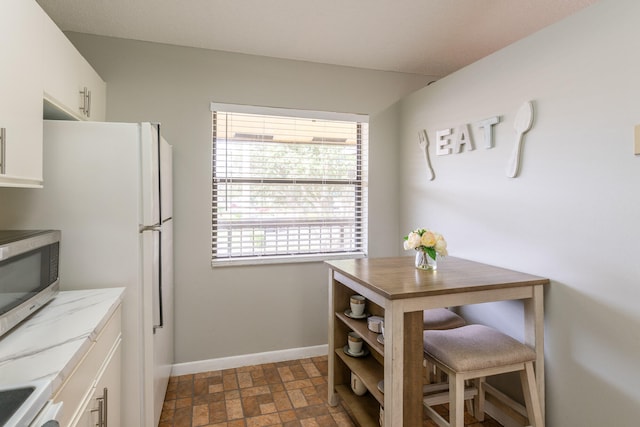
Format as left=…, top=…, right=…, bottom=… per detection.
left=326, top=256, right=549, bottom=427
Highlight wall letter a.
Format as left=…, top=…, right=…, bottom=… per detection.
left=454, top=124, right=474, bottom=153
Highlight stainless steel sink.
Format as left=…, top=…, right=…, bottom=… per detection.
left=0, top=386, right=35, bottom=424
left=0, top=379, right=52, bottom=427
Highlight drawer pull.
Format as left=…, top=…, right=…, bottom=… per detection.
left=91, top=387, right=108, bottom=427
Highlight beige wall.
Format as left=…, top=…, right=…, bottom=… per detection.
left=66, top=33, right=432, bottom=363
left=395, top=0, right=640, bottom=425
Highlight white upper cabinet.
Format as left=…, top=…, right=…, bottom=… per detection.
left=77, top=54, right=107, bottom=121
left=42, top=11, right=106, bottom=122
left=0, top=1, right=107, bottom=188
left=0, top=0, right=44, bottom=187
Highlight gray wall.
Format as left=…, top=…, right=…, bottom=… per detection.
left=66, top=33, right=432, bottom=363
left=396, top=0, right=640, bottom=425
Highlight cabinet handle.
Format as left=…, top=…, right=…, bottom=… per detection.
left=103, top=387, right=108, bottom=427
left=79, top=87, right=91, bottom=117
left=86, top=89, right=92, bottom=118
left=92, top=387, right=108, bottom=427
left=91, top=399, right=103, bottom=427
left=98, top=397, right=104, bottom=427
left=79, top=87, right=86, bottom=115
left=0, top=127, right=5, bottom=174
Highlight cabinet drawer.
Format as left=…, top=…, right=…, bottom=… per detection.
left=71, top=337, right=122, bottom=427
left=53, top=306, right=122, bottom=427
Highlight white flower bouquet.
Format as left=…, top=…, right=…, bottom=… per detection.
left=403, top=228, right=448, bottom=261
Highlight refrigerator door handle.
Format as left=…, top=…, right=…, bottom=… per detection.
left=141, top=224, right=164, bottom=333
left=154, top=226, right=164, bottom=334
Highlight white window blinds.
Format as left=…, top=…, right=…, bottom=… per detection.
left=211, top=103, right=368, bottom=265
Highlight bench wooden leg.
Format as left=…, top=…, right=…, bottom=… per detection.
left=473, top=376, right=486, bottom=421
left=449, top=374, right=465, bottom=427
left=520, top=362, right=544, bottom=427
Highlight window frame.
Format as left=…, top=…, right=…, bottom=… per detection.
left=210, top=102, right=369, bottom=267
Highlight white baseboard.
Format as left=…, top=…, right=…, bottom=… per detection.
left=171, top=344, right=329, bottom=377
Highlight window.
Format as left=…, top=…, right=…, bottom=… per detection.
left=211, top=103, right=368, bottom=266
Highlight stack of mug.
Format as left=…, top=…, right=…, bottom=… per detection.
left=350, top=294, right=365, bottom=316
left=350, top=371, right=367, bottom=396
left=347, top=332, right=363, bottom=355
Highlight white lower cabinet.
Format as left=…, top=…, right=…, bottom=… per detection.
left=73, top=339, right=121, bottom=427
left=53, top=306, right=122, bottom=427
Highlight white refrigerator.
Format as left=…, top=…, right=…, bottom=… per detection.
left=0, top=120, right=174, bottom=427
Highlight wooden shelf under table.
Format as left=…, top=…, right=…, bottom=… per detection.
left=335, top=349, right=384, bottom=406
left=335, top=385, right=380, bottom=427
left=335, top=311, right=384, bottom=357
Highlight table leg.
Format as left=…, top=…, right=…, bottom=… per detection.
left=327, top=270, right=339, bottom=406
left=384, top=304, right=423, bottom=427
left=384, top=303, right=403, bottom=426
left=404, top=311, right=424, bottom=426
left=524, top=284, right=545, bottom=417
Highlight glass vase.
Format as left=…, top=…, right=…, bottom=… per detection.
left=415, top=249, right=437, bottom=270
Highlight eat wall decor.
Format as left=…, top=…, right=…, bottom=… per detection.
left=418, top=101, right=534, bottom=180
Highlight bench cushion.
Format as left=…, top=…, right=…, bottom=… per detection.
left=423, top=308, right=466, bottom=330
left=423, top=324, right=536, bottom=372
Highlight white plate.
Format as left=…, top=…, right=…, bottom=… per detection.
left=377, top=334, right=384, bottom=345
left=343, top=345, right=370, bottom=358
left=377, top=380, right=384, bottom=393
left=344, top=309, right=368, bottom=319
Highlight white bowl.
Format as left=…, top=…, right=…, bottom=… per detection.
left=367, top=316, right=384, bottom=333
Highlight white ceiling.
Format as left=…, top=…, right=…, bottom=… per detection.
left=36, top=0, right=599, bottom=77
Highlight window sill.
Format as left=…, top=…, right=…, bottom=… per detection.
left=211, top=252, right=366, bottom=268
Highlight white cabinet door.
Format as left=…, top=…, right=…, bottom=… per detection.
left=67, top=386, right=95, bottom=427
left=0, top=0, right=44, bottom=187
left=42, top=11, right=106, bottom=121
left=42, top=10, right=81, bottom=118
left=73, top=338, right=122, bottom=427
left=54, top=307, right=122, bottom=427
left=77, top=54, right=107, bottom=121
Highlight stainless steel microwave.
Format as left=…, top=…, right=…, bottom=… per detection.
left=0, top=230, right=60, bottom=338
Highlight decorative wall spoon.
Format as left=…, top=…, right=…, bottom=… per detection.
left=506, top=101, right=534, bottom=178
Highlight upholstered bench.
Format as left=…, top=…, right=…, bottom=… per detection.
left=422, top=308, right=466, bottom=384
left=423, top=308, right=466, bottom=330
left=423, top=324, right=544, bottom=427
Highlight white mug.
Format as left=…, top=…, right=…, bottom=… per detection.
left=351, top=372, right=367, bottom=396
left=347, top=332, right=363, bottom=354
left=350, top=295, right=365, bottom=316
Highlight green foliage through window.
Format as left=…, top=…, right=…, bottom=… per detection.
left=211, top=105, right=368, bottom=264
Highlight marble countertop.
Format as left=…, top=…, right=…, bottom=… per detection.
left=0, top=288, right=125, bottom=398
